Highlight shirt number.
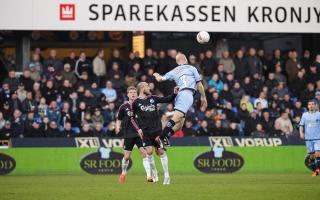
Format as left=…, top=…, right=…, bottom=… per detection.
left=180, top=75, right=187, bottom=86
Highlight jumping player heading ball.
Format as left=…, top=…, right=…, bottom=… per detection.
left=153, top=53, right=207, bottom=145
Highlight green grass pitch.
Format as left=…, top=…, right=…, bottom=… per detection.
left=1, top=174, right=319, bottom=200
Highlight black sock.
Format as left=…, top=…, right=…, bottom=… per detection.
left=161, top=120, right=175, bottom=138
left=316, top=157, right=320, bottom=170
left=310, top=158, right=316, bottom=171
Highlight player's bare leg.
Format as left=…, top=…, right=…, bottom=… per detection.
left=156, top=148, right=170, bottom=185
left=119, top=151, right=131, bottom=183
left=145, top=146, right=158, bottom=182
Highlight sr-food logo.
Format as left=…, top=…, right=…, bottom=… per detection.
left=194, top=147, right=244, bottom=173
left=80, top=148, right=131, bottom=174
left=0, top=153, right=16, bottom=175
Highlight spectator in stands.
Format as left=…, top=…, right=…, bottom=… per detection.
left=0, top=121, right=12, bottom=140
left=241, top=76, right=253, bottom=96
left=301, top=50, right=312, bottom=71
left=292, top=100, right=304, bottom=118
left=286, top=50, right=302, bottom=83
left=274, top=110, right=293, bottom=137
left=75, top=51, right=92, bottom=78
left=271, top=82, right=289, bottom=100
left=144, top=48, right=157, bottom=70
left=17, top=83, right=27, bottom=102
left=79, top=123, right=93, bottom=137
left=93, top=49, right=106, bottom=87
left=230, top=82, right=245, bottom=107
left=0, top=112, right=5, bottom=130
left=240, top=95, right=254, bottom=113
left=3, top=68, right=19, bottom=91
left=28, top=53, right=43, bottom=74
left=315, top=91, right=320, bottom=107
left=208, top=74, right=223, bottom=93
left=244, top=110, right=259, bottom=136
left=47, top=101, right=61, bottom=124
left=44, top=49, right=63, bottom=71
left=274, top=63, right=287, bottom=84
left=182, top=120, right=195, bottom=137
left=63, top=51, right=77, bottom=71
left=130, top=62, right=143, bottom=80
left=220, top=84, right=233, bottom=105
left=46, top=121, right=61, bottom=137
left=107, top=49, right=125, bottom=72
left=12, top=109, right=24, bottom=138
left=0, top=83, right=11, bottom=105
left=257, top=49, right=269, bottom=76
left=234, top=49, right=249, bottom=80
left=251, top=123, right=267, bottom=137
left=93, top=122, right=104, bottom=137
left=306, top=64, right=320, bottom=84
left=22, top=92, right=36, bottom=113
left=290, top=70, right=306, bottom=98
left=219, top=50, right=235, bottom=74
left=28, top=63, right=41, bottom=82
left=196, top=120, right=211, bottom=136
left=247, top=48, right=263, bottom=76
left=270, top=49, right=284, bottom=73
left=201, top=50, right=218, bottom=79
left=300, top=83, right=316, bottom=106
left=101, top=81, right=117, bottom=103
left=92, top=108, right=104, bottom=125
left=254, top=91, right=268, bottom=109
left=212, top=120, right=224, bottom=136
left=61, top=63, right=76, bottom=86
left=63, top=121, right=75, bottom=137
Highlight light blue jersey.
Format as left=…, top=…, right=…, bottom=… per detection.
left=300, top=111, right=320, bottom=140
left=164, top=64, right=201, bottom=91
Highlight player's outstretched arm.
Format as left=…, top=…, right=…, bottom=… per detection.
left=154, top=87, right=179, bottom=103
left=197, top=81, right=207, bottom=109
left=153, top=73, right=165, bottom=82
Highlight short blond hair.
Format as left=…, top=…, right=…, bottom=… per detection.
left=176, top=53, right=188, bottom=65
left=127, top=86, right=137, bottom=93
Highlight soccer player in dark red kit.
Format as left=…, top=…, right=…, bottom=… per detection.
left=116, top=86, right=151, bottom=183
left=132, top=82, right=178, bottom=185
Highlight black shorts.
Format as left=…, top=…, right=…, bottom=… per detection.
left=144, top=135, right=162, bottom=149
left=123, top=137, right=144, bottom=151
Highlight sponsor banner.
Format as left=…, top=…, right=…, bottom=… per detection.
left=194, top=148, right=244, bottom=173
left=80, top=148, right=131, bottom=175
left=0, top=153, right=16, bottom=175
left=0, top=146, right=310, bottom=175
left=0, top=0, right=320, bottom=32
left=11, top=136, right=304, bottom=148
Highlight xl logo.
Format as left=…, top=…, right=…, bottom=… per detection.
left=75, top=138, right=124, bottom=148
left=209, top=137, right=234, bottom=148
left=60, top=4, right=75, bottom=21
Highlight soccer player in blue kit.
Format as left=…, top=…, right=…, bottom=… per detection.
left=153, top=53, right=207, bottom=145
left=299, top=99, right=320, bottom=176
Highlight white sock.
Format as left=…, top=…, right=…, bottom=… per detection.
left=142, top=157, right=151, bottom=177
left=148, top=155, right=158, bottom=176
left=160, top=153, right=169, bottom=177
left=121, top=158, right=129, bottom=175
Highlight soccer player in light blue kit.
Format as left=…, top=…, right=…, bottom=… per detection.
left=299, top=99, right=320, bottom=176
left=153, top=53, right=207, bottom=145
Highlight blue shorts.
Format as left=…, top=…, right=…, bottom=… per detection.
left=305, top=140, right=320, bottom=153
left=174, top=89, right=194, bottom=115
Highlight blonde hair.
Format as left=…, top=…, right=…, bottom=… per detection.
left=176, top=53, right=188, bottom=65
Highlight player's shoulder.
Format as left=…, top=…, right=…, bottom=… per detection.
left=119, top=102, right=129, bottom=110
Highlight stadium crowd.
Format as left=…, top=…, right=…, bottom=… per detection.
left=0, top=47, right=319, bottom=139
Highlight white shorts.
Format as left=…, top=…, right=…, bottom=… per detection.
left=305, top=140, right=320, bottom=153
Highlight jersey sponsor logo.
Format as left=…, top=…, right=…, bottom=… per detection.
left=0, top=153, right=16, bottom=175
left=75, top=137, right=123, bottom=148
left=140, top=105, right=156, bottom=112
left=208, top=137, right=282, bottom=147
left=80, top=148, right=132, bottom=174
left=194, top=148, right=244, bottom=173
